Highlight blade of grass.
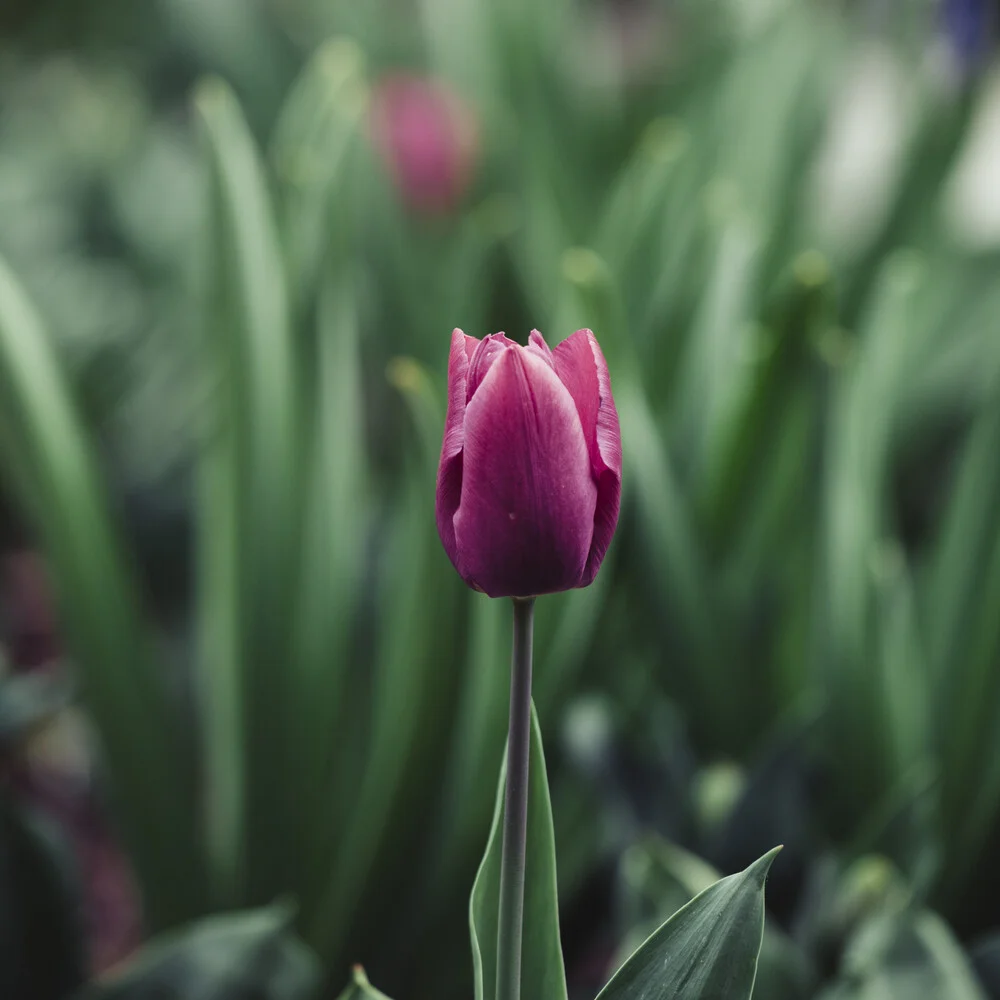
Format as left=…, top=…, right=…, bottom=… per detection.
left=195, top=78, right=304, bottom=905
left=270, top=37, right=368, bottom=313
left=0, top=255, right=206, bottom=928
left=288, top=273, right=368, bottom=909
left=302, top=360, right=461, bottom=966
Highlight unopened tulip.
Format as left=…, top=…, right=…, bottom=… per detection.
left=436, top=328, right=621, bottom=598
left=370, top=73, right=478, bottom=213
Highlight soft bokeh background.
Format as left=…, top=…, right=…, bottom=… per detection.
left=2, top=0, right=1000, bottom=997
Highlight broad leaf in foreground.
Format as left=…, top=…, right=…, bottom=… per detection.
left=597, top=847, right=781, bottom=1000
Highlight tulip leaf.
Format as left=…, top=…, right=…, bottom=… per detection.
left=596, top=847, right=780, bottom=1000
left=269, top=36, right=367, bottom=309
left=470, top=701, right=568, bottom=1000
left=0, top=795, right=87, bottom=1000
left=284, top=273, right=368, bottom=904
left=0, top=253, right=205, bottom=928
left=820, top=909, right=988, bottom=1000
left=80, top=903, right=321, bottom=1000
left=334, top=966, right=395, bottom=1000
left=196, top=76, right=303, bottom=905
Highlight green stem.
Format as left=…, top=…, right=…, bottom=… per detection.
left=496, top=596, right=535, bottom=1000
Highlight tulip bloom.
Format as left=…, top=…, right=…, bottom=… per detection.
left=370, top=73, right=478, bottom=213
left=436, top=328, right=622, bottom=598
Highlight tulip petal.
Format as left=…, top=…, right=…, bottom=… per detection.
left=454, top=346, right=597, bottom=597
left=527, top=328, right=555, bottom=368
left=436, top=328, right=473, bottom=569
left=467, top=333, right=515, bottom=401
left=553, top=329, right=622, bottom=586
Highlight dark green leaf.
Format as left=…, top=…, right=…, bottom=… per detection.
left=821, top=910, right=987, bottom=1000
left=82, top=903, right=321, bottom=1000
left=470, top=701, right=568, bottom=1000
left=195, top=77, right=304, bottom=905
left=970, top=932, right=1000, bottom=998
left=334, top=966, right=395, bottom=1000
left=0, top=794, right=86, bottom=1000
left=597, top=847, right=780, bottom=1000
left=0, top=253, right=206, bottom=928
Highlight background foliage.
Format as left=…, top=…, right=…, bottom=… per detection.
left=2, top=0, right=1000, bottom=997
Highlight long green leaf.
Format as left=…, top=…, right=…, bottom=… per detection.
left=0, top=796, right=86, bottom=1000
left=596, top=847, right=780, bottom=1000
left=825, top=910, right=987, bottom=1000
left=269, top=37, right=368, bottom=311
left=470, top=701, right=568, bottom=1000
left=821, top=250, right=922, bottom=814
left=288, top=273, right=367, bottom=906
left=81, top=903, right=321, bottom=1000
left=0, top=255, right=205, bottom=928
left=303, top=363, right=461, bottom=965
left=195, top=78, right=304, bottom=905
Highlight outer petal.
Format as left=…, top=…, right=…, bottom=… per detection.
left=436, top=328, right=475, bottom=571
left=454, top=346, right=597, bottom=597
left=552, top=329, right=622, bottom=587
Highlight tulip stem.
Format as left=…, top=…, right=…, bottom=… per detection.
left=496, top=595, right=535, bottom=1000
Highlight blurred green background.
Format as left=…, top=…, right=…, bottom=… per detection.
left=2, top=0, right=1000, bottom=997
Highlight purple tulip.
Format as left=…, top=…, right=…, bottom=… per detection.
left=370, top=73, right=479, bottom=213
left=436, top=328, right=622, bottom=598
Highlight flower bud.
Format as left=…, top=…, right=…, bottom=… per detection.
left=436, top=328, right=622, bottom=598
left=370, top=73, right=478, bottom=213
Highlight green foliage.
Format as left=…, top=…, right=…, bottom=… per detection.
left=470, top=703, right=568, bottom=1000
left=0, top=0, right=999, bottom=997
left=79, top=904, right=321, bottom=1000
left=469, top=703, right=776, bottom=1000
left=599, top=849, right=778, bottom=1000
left=0, top=797, right=87, bottom=1000
left=335, top=967, right=395, bottom=1000
left=0, top=255, right=207, bottom=927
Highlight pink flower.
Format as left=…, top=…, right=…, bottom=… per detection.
left=370, top=73, right=478, bottom=212
left=436, top=328, right=622, bottom=598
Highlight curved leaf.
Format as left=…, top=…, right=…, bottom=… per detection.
left=195, top=77, right=303, bottom=906
left=470, top=701, right=568, bottom=1000
left=0, top=796, right=86, bottom=1000
left=335, top=966, right=395, bottom=1000
left=597, top=847, right=780, bottom=1000
left=0, top=254, right=206, bottom=927
left=81, top=903, right=320, bottom=1000
left=824, top=909, right=988, bottom=1000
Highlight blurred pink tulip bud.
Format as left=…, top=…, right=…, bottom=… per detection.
left=370, top=73, right=478, bottom=212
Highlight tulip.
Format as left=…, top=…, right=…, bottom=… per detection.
left=436, top=328, right=621, bottom=598
left=370, top=73, right=478, bottom=213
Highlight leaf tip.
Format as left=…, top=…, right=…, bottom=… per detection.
left=193, top=76, right=232, bottom=120
left=746, top=845, right=783, bottom=885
